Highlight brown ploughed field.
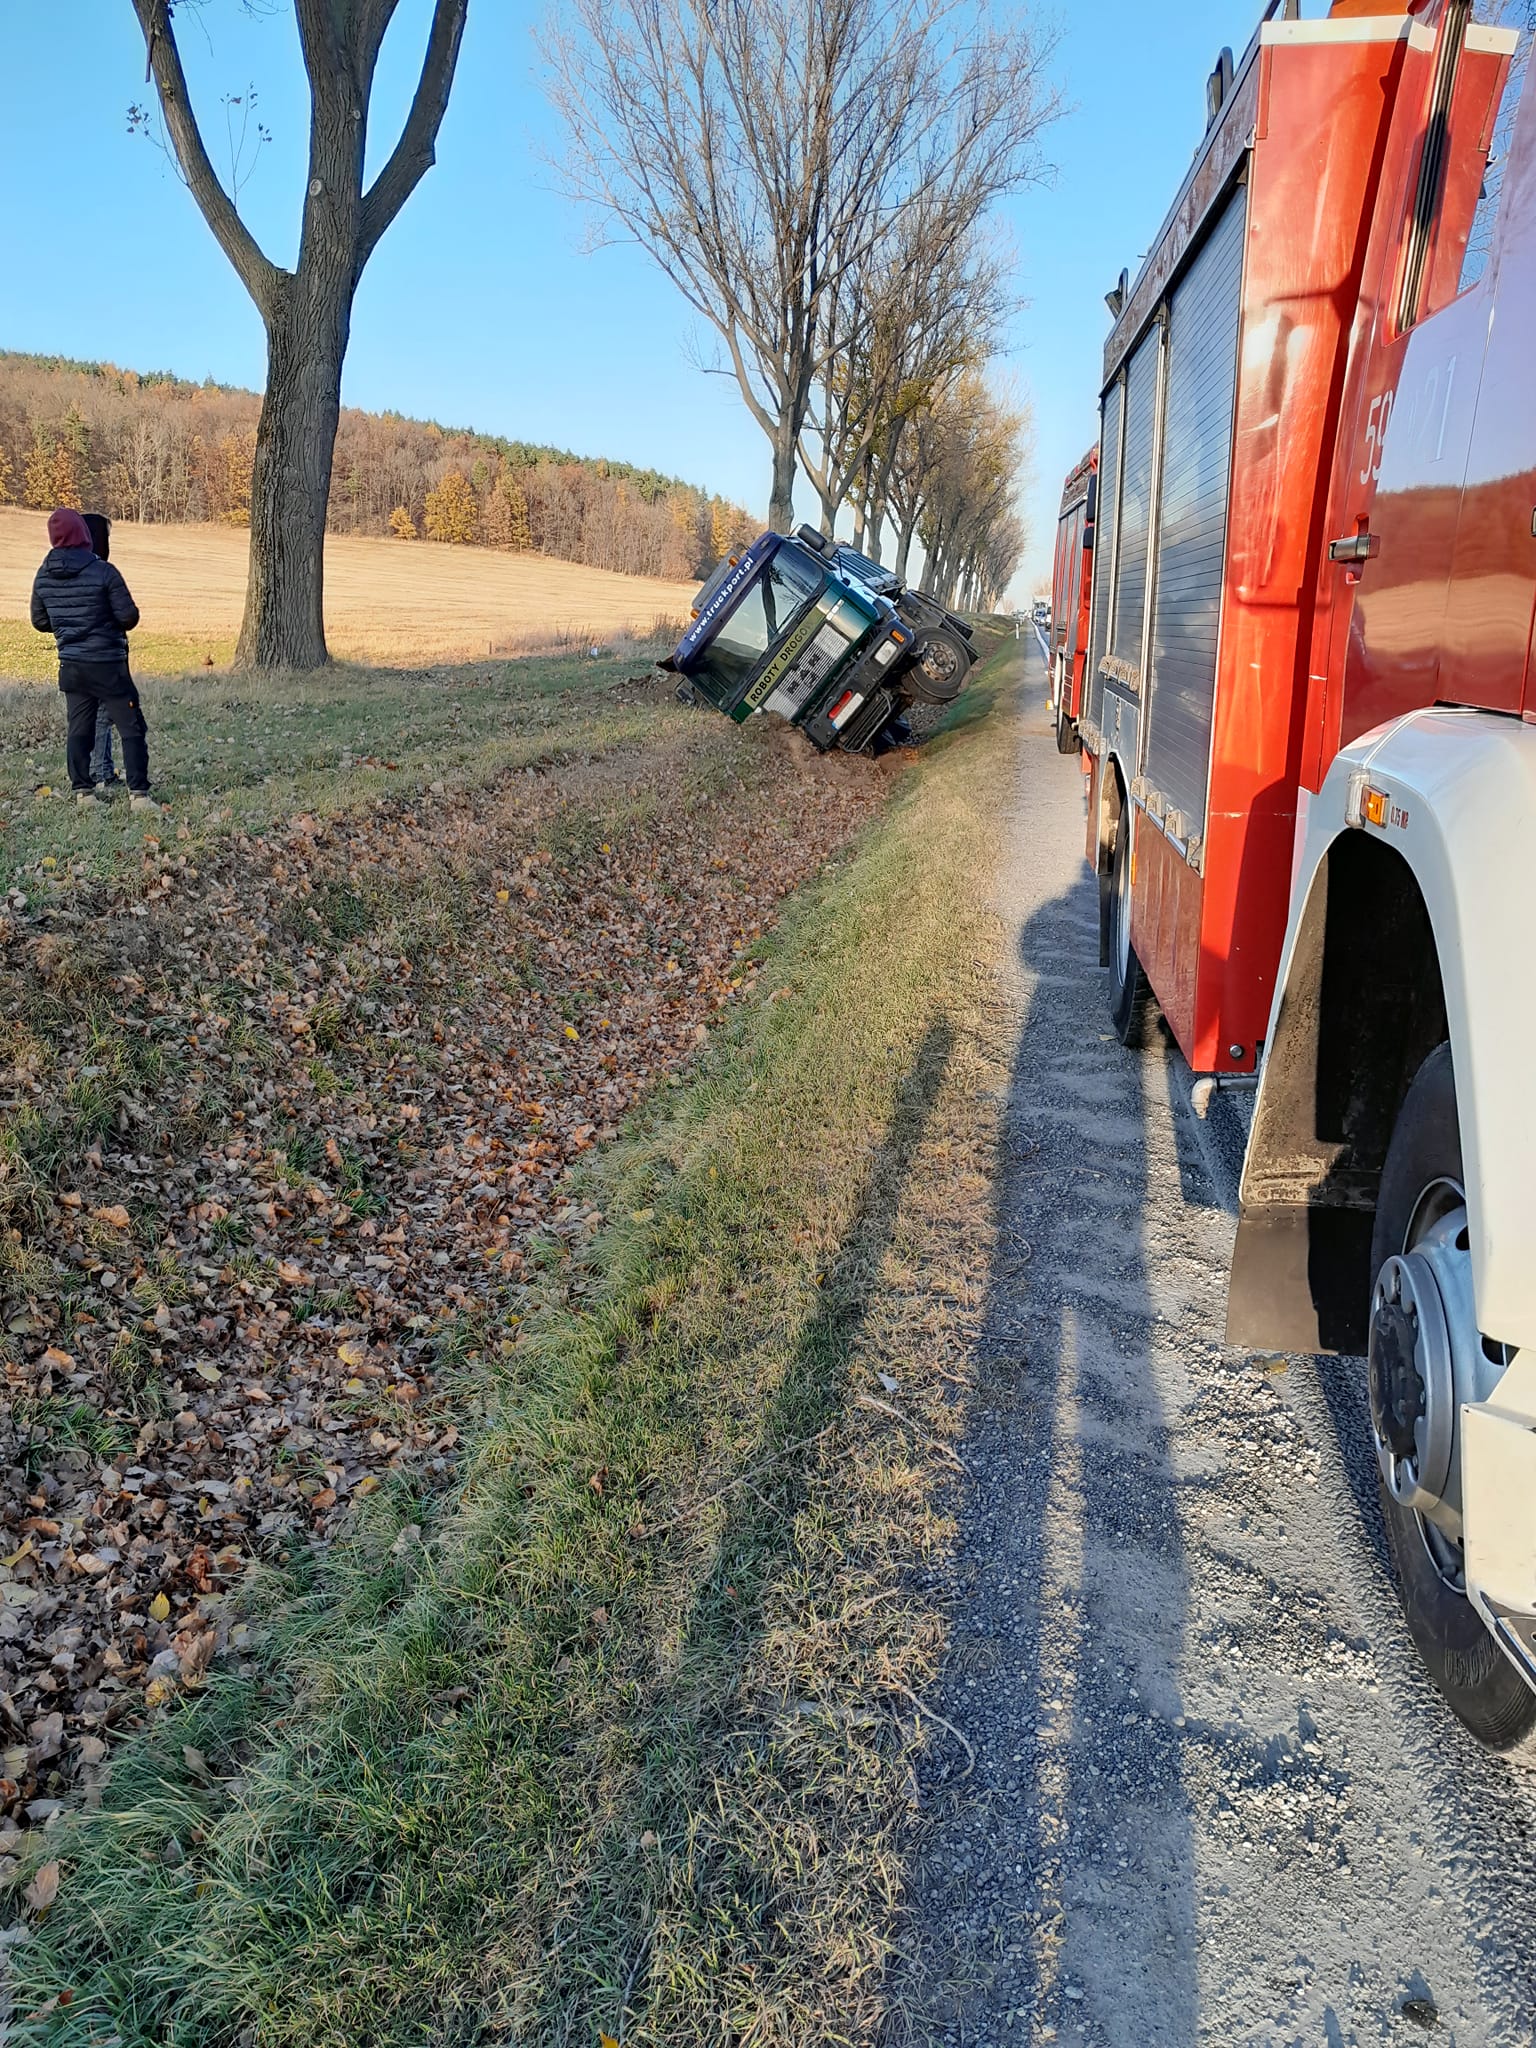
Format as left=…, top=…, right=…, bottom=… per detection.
left=0, top=506, right=695, bottom=676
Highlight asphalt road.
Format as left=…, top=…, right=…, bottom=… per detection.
left=898, top=668, right=1536, bottom=2046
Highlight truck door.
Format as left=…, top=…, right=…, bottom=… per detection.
left=1327, top=7, right=1519, bottom=748
left=1439, top=19, right=1536, bottom=712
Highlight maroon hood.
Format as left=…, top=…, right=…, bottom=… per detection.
left=47, top=508, right=92, bottom=551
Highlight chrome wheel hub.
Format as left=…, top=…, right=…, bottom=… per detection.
left=1370, top=1249, right=1453, bottom=1516
left=1368, top=1180, right=1496, bottom=1551
left=919, top=638, right=960, bottom=687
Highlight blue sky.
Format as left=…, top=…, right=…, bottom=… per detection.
left=0, top=0, right=1323, bottom=594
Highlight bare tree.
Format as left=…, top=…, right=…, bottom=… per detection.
left=887, top=367, right=1028, bottom=602
left=129, top=0, right=468, bottom=669
left=543, top=0, right=1056, bottom=532
left=799, top=216, right=1010, bottom=554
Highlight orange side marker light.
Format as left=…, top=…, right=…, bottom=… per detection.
left=1347, top=773, right=1392, bottom=830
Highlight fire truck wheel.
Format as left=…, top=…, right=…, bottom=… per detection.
left=1054, top=700, right=1080, bottom=755
left=1108, top=812, right=1156, bottom=1049
left=1370, top=1043, right=1536, bottom=1757
left=905, top=627, right=971, bottom=704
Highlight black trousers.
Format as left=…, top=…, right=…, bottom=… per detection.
left=59, top=660, right=149, bottom=794
left=91, top=702, right=118, bottom=782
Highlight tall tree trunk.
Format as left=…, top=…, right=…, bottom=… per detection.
left=238, top=289, right=351, bottom=669
left=852, top=449, right=877, bottom=556
left=867, top=417, right=903, bottom=564
left=769, top=416, right=799, bottom=533
left=893, top=514, right=917, bottom=583
left=770, top=349, right=818, bottom=532
left=926, top=517, right=949, bottom=602
left=132, top=0, right=468, bottom=673
left=774, top=448, right=798, bottom=532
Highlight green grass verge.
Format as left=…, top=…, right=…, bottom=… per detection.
left=0, top=618, right=237, bottom=684
left=0, top=641, right=689, bottom=884
left=11, top=632, right=1022, bottom=2047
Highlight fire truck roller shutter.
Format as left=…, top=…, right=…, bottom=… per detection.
left=1085, top=380, right=1124, bottom=734
left=1143, top=183, right=1247, bottom=839
left=1109, top=325, right=1161, bottom=679
left=1064, top=506, right=1084, bottom=662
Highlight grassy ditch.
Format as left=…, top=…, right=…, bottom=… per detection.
left=0, top=637, right=686, bottom=882
left=11, top=632, right=1023, bottom=2046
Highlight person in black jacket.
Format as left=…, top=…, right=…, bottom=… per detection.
left=82, top=513, right=122, bottom=789
left=30, top=507, right=157, bottom=811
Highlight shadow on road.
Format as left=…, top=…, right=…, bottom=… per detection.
left=890, top=863, right=1199, bottom=2045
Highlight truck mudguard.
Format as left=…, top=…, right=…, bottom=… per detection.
left=1230, top=707, right=1536, bottom=1360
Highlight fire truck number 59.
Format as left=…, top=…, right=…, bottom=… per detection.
left=1360, top=387, right=1394, bottom=485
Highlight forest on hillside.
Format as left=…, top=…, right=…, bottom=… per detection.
left=0, top=352, right=756, bottom=583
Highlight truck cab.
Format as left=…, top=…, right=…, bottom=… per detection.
left=1220, top=0, right=1536, bottom=1754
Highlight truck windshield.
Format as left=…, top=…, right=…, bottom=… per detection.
left=698, top=547, right=824, bottom=697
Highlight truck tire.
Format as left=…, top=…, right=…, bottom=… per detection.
left=905, top=626, right=971, bottom=704
left=1107, top=810, right=1156, bottom=1048
left=1370, top=1042, right=1536, bottom=1756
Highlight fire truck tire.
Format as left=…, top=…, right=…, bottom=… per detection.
left=1107, top=815, right=1156, bottom=1049
left=905, top=627, right=972, bottom=704
left=1054, top=700, right=1080, bottom=755
left=1370, top=1042, right=1536, bottom=1758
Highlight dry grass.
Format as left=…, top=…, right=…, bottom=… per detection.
left=0, top=644, right=698, bottom=879
left=13, top=629, right=1025, bottom=2048
left=0, top=506, right=695, bottom=677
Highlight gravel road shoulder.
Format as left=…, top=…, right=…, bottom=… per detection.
left=892, top=677, right=1536, bottom=2046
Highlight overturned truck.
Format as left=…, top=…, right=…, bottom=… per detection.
left=663, top=526, right=976, bottom=753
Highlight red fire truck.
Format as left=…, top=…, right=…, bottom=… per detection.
left=1048, top=446, right=1097, bottom=754
left=1077, top=0, right=1536, bottom=1750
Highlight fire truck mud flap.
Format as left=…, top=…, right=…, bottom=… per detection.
left=1227, top=1204, right=1376, bottom=1354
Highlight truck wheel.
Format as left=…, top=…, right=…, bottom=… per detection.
left=1369, top=1043, right=1536, bottom=1756
left=1107, top=809, right=1155, bottom=1048
left=905, top=626, right=971, bottom=704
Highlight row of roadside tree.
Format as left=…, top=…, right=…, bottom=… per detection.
left=117, top=0, right=1055, bottom=666
left=545, top=0, right=1054, bottom=614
